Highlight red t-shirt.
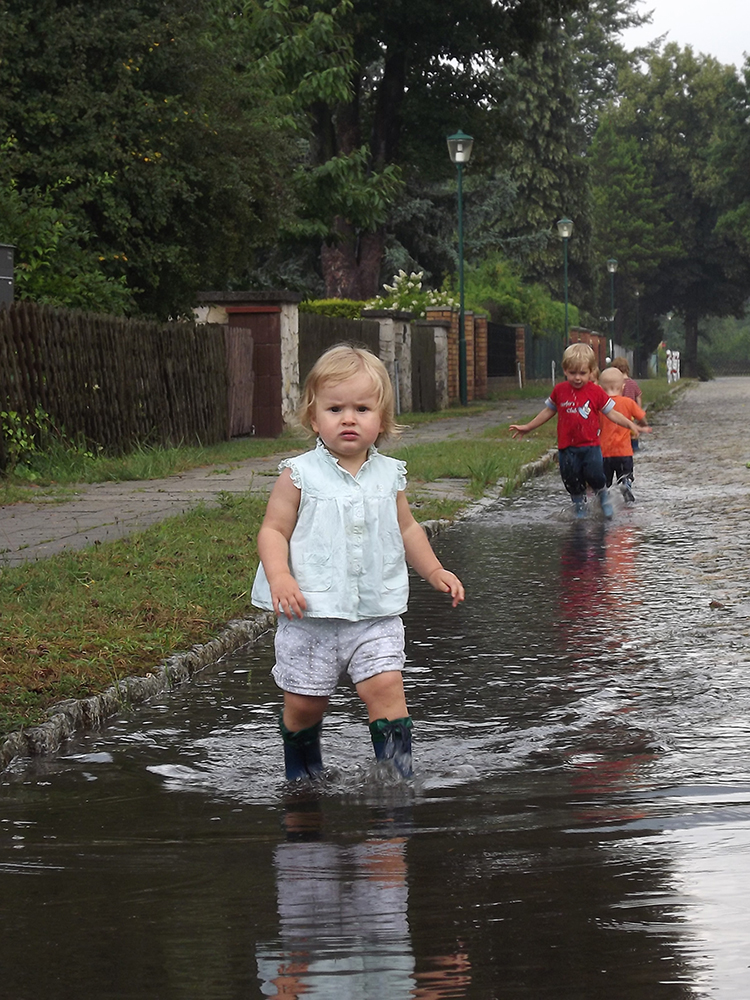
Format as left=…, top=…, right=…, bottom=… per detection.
left=546, top=381, right=615, bottom=449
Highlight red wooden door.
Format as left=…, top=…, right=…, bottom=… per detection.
left=226, top=307, right=283, bottom=437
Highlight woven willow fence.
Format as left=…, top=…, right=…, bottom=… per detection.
left=0, top=301, right=228, bottom=470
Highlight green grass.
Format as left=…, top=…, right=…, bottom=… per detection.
left=0, top=431, right=308, bottom=505
left=487, top=381, right=556, bottom=400
left=397, top=401, right=497, bottom=427
left=640, top=376, right=694, bottom=412
left=0, top=492, right=269, bottom=734
left=393, top=422, right=557, bottom=498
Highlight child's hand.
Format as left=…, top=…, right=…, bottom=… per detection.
left=427, top=568, right=465, bottom=608
left=268, top=572, right=307, bottom=619
left=641, top=425, right=652, bottom=433
left=509, top=424, right=528, bottom=439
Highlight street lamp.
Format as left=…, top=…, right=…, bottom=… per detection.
left=447, top=129, right=474, bottom=406
left=556, top=217, right=574, bottom=341
left=606, top=258, right=618, bottom=342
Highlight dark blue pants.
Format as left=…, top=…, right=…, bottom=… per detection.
left=558, top=445, right=606, bottom=497
left=603, top=455, right=634, bottom=488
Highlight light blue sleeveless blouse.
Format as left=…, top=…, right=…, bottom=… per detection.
left=251, top=439, right=409, bottom=621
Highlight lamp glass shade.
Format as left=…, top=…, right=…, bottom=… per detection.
left=447, top=130, right=474, bottom=164
left=607, top=257, right=618, bottom=273
left=556, top=217, right=574, bottom=239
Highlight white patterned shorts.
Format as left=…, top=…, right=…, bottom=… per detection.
left=272, top=616, right=406, bottom=697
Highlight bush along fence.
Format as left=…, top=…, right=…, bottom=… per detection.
left=0, top=300, right=228, bottom=472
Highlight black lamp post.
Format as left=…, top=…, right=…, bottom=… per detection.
left=447, top=130, right=474, bottom=406
left=606, top=258, right=618, bottom=342
left=556, top=218, right=574, bottom=341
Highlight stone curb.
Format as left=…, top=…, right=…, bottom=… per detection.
left=419, top=447, right=558, bottom=535
left=1, top=612, right=275, bottom=772
left=0, top=448, right=557, bottom=773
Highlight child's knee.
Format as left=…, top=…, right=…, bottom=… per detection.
left=356, top=670, right=407, bottom=718
left=283, top=692, right=328, bottom=731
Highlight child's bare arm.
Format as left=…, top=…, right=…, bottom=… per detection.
left=257, top=468, right=307, bottom=619
left=510, top=406, right=555, bottom=439
left=604, top=408, right=641, bottom=436
left=396, top=492, right=465, bottom=607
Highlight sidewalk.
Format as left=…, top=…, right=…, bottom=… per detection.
left=0, top=400, right=544, bottom=566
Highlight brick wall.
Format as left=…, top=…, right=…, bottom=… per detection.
left=425, top=307, right=489, bottom=404
left=474, top=314, right=487, bottom=399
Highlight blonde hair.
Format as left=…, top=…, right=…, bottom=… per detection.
left=562, top=343, right=597, bottom=372
left=298, top=343, right=399, bottom=442
left=599, top=366, right=626, bottom=393
left=610, top=356, right=631, bottom=376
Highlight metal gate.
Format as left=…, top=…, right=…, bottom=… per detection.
left=487, top=323, right=517, bottom=376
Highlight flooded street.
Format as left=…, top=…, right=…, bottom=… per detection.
left=2, top=378, right=750, bottom=999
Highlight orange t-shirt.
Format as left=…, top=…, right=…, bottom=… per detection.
left=599, top=395, right=646, bottom=457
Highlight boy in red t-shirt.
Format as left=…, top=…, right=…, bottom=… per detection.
left=598, top=367, right=650, bottom=502
left=510, top=344, right=641, bottom=519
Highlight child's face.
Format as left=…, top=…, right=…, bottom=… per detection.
left=310, top=371, right=384, bottom=468
left=564, top=364, right=594, bottom=389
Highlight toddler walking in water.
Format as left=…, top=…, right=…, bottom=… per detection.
left=598, top=366, right=650, bottom=502
left=510, top=343, right=641, bottom=519
left=251, top=344, right=465, bottom=780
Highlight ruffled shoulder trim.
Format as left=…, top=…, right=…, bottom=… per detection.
left=393, top=457, right=407, bottom=492
left=278, top=457, right=302, bottom=489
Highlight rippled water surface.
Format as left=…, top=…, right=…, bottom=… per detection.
left=2, top=381, right=750, bottom=999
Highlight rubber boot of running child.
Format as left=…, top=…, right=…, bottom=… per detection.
left=279, top=713, right=324, bottom=781
left=572, top=494, right=586, bottom=519
left=618, top=475, right=635, bottom=503
left=597, top=487, right=614, bottom=520
left=369, top=716, right=414, bottom=779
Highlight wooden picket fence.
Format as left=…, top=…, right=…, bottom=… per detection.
left=0, top=301, right=228, bottom=471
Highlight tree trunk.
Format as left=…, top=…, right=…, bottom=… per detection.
left=683, top=310, right=699, bottom=378
left=320, top=221, right=385, bottom=299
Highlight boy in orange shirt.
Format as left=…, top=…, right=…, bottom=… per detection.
left=598, top=367, right=650, bottom=502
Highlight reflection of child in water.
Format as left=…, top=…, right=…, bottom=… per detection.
left=510, top=344, right=641, bottom=520
left=252, top=344, right=464, bottom=781
left=598, top=367, right=650, bottom=503
left=257, top=807, right=472, bottom=999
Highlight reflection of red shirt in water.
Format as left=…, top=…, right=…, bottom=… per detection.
left=546, top=382, right=615, bottom=449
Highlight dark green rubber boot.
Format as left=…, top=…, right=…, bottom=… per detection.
left=279, top=713, right=324, bottom=781
left=369, top=716, right=414, bottom=778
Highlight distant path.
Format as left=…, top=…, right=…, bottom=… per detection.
left=635, top=376, right=750, bottom=611
left=0, top=399, right=544, bottom=566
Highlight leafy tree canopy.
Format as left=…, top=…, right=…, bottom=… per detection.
left=0, top=0, right=297, bottom=317
left=589, top=44, right=750, bottom=372
left=462, top=252, right=579, bottom=337
left=257, top=0, right=591, bottom=299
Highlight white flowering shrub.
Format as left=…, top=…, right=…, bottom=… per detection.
left=364, top=270, right=458, bottom=318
